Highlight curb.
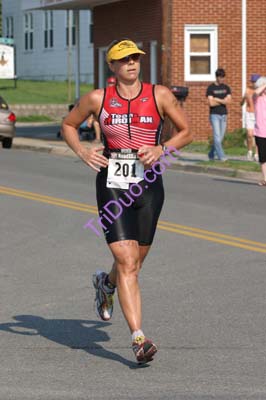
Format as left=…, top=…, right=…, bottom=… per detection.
left=168, top=162, right=237, bottom=177
left=13, top=142, right=51, bottom=153
left=13, top=139, right=76, bottom=157
left=167, top=161, right=261, bottom=182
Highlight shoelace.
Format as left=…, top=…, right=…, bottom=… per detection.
left=104, top=292, right=114, bottom=308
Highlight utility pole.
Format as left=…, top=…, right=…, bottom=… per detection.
left=74, top=9, right=80, bottom=101
left=67, top=10, right=72, bottom=103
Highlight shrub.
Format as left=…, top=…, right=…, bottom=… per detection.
left=208, top=128, right=247, bottom=149
left=223, top=128, right=247, bottom=149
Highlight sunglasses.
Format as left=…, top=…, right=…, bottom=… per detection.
left=116, top=53, right=141, bottom=63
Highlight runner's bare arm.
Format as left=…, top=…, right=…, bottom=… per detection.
left=157, top=85, right=192, bottom=147
left=138, top=85, right=192, bottom=166
left=61, top=90, right=109, bottom=172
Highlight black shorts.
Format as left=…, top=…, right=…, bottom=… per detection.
left=255, top=136, right=266, bottom=163
left=96, top=168, right=164, bottom=245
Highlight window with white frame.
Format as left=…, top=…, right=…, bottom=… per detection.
left=184, top=25, right=217, bottom=81
left=44, top=11, right=54, bottom=49
left=5, top=17, right=14, bottom=38
left=24, top=13, right=34, bottom=51
left=66, top=10, right=76, bottom=46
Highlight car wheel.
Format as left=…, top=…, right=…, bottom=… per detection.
left=2, top=138, right=13, bottom=149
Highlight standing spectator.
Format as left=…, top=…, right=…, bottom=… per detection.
left=253, top=76, right=266, bottom=186
left=79, top=114, right=101, bottom=142
left=206, top=68, right=232, bottom=161
left=87, top=114, right=101, bottom=143
left=241, top=74, right=260, bottom=161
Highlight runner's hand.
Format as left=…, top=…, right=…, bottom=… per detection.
left=77, top=146, right=109, bottom=172
left=137, top=145, right=163, bottom=167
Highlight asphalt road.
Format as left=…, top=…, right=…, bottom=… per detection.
left=0, top=148, right=265, bottom=400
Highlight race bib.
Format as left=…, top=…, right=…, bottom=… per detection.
left=107, top=150, right=144, bottom=189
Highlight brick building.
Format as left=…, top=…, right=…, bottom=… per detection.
left=23, top=0, right=266, bottom=140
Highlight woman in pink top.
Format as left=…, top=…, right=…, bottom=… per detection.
left=253, top=76, right=266, bottom=186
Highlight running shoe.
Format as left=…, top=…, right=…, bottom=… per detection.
left=132, top=335, right=157, bottom=364
left=92, top=270, right=115, bottom=321
left=254, top=153, right=259, bottom=162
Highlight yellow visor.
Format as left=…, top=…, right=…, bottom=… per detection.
left=106, top=40, right=145, bottom=63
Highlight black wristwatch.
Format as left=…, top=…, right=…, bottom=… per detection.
left=161, top=144, right=167, bottom=152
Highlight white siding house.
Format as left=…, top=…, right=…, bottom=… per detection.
left=2, top=0, right=94, bottom=83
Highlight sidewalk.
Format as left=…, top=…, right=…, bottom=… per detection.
left=12, top=136, right=262, bottom=183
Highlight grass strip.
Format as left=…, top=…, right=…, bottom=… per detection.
left=0, top=79, right=93, bottom=104
left=16, top=115, right=54, bottom=123
left=198, top=160, right=260, bottom=172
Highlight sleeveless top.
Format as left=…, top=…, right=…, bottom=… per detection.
left=98, top=82, right=163, bottom=153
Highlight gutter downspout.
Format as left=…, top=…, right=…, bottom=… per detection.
left=242, top=0, right=247, bottom=128
left=162, top=0, right=172, bottom=87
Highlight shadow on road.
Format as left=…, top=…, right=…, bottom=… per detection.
left=0, top=315, right=143, bottom=368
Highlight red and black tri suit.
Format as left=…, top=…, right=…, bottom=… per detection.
left=99, top=82, right=163, bottom=153
left=96, top=82, right=165, bottom=245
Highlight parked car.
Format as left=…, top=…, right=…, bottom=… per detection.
left=0, top=96, right=16, bottom=149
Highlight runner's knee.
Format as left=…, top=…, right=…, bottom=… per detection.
left=116, top=257, right=141, bottom=277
